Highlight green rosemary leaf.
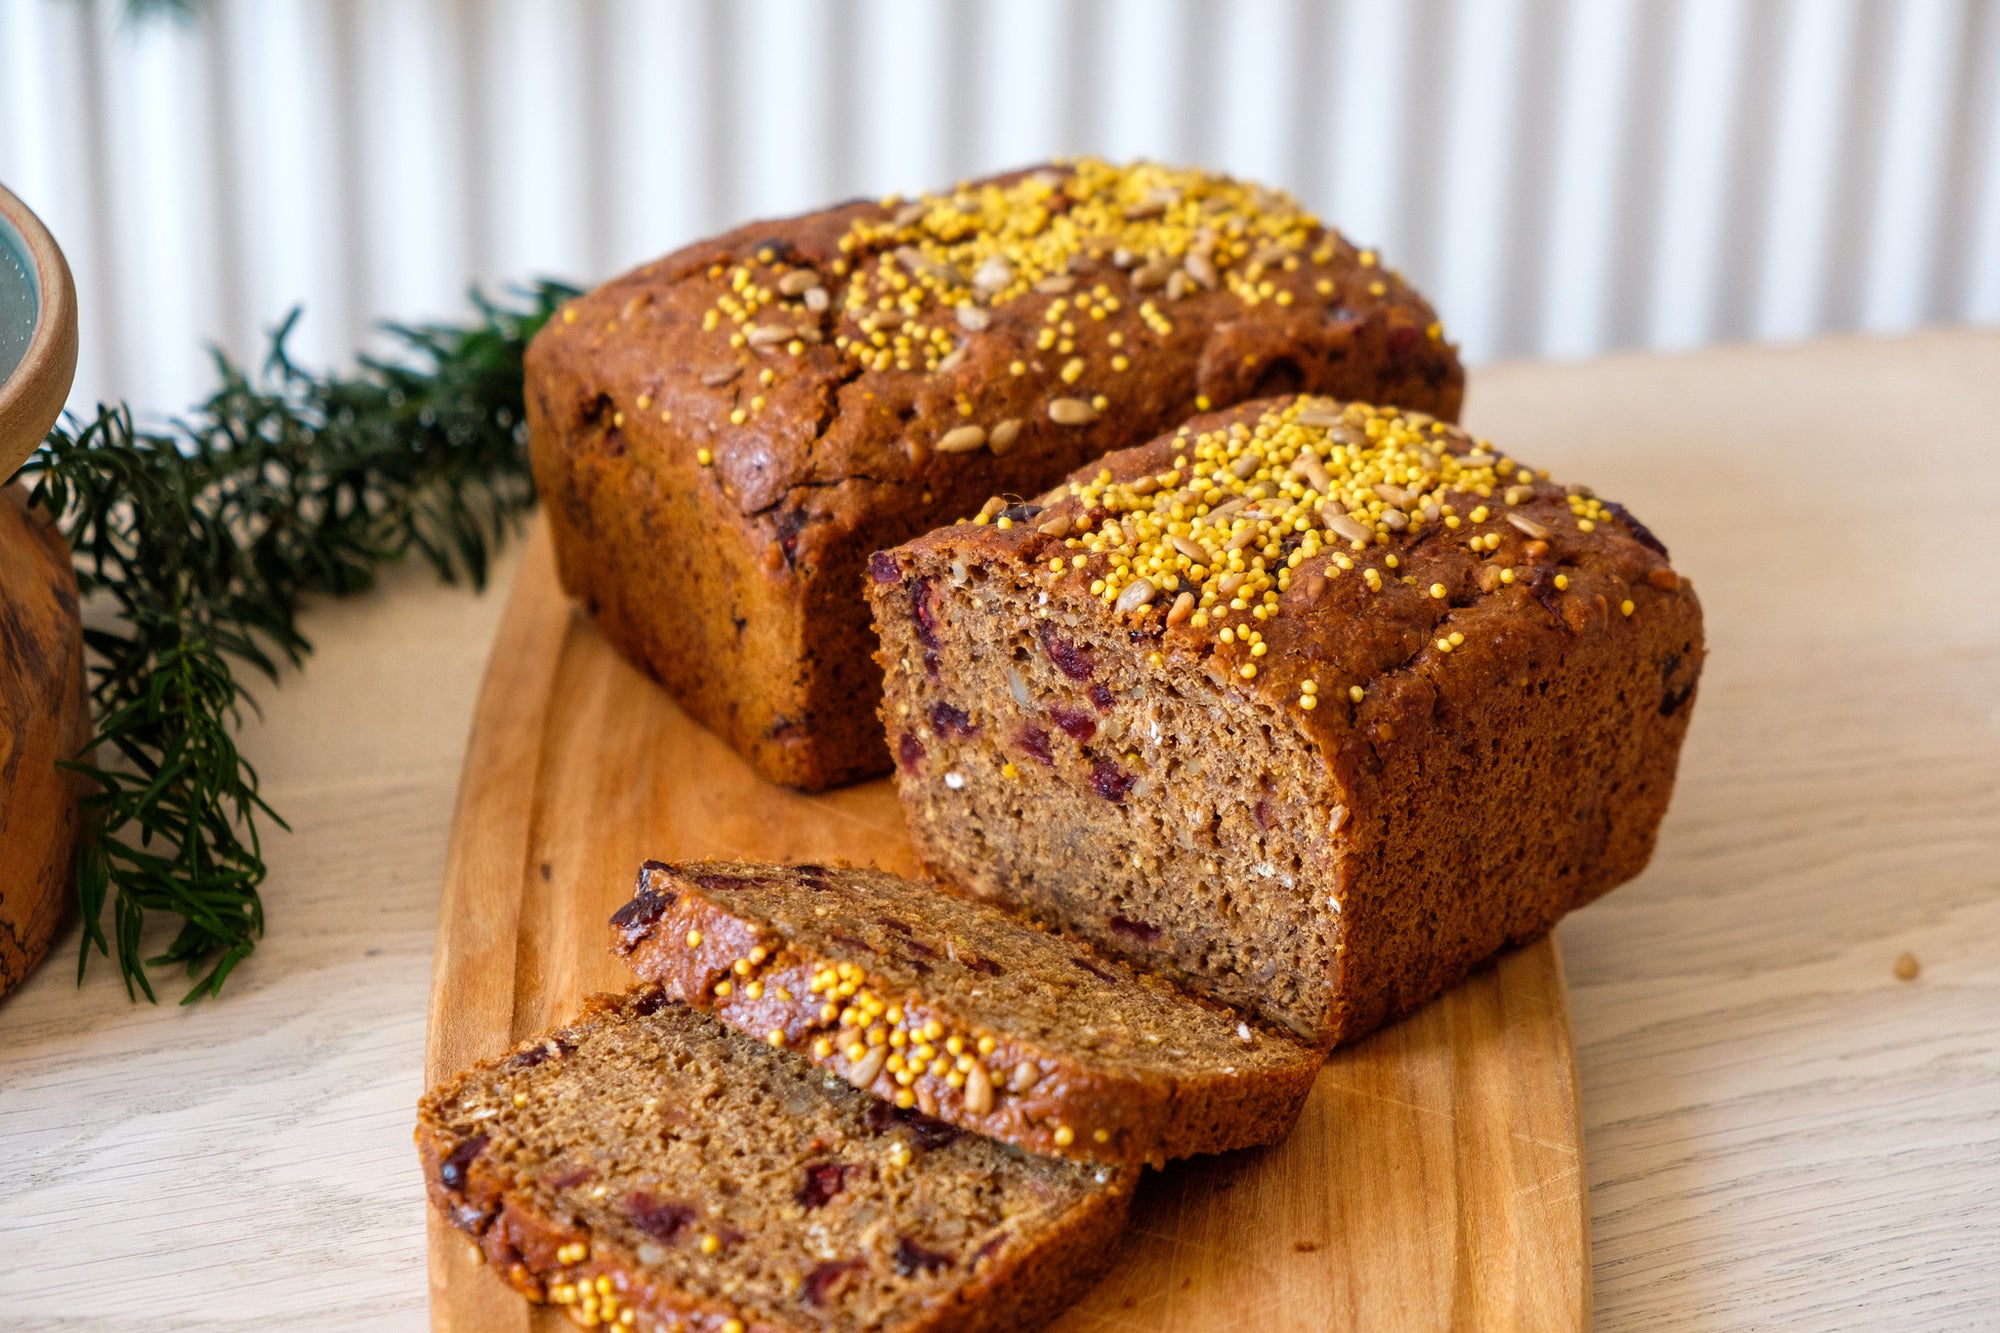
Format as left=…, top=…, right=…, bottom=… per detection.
left=23, top=279, right=578, bottom=1003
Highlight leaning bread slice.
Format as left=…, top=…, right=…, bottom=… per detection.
left=611, top=860, right=1323, bottom=1166
left=418, top=987, right=1129, bottom=1333
left=868, top=395, right=1704, bottom=1047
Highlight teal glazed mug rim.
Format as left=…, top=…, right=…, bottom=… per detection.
left=0, top=183, right=79, bottom=485
left=0, top=205, right=38, bottom=383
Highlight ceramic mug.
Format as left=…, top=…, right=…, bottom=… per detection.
left=0, top=184, right=78, bottom=481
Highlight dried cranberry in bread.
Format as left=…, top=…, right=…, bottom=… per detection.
left=868, top=396, right=1705, bottom=1046
left=611, top=859, right=1322, bottom=1166
left=526, top=158, right=1463, bottom=790
left=417, top=987, right=1129, bottom=1333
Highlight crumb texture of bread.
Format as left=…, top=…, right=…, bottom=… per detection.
left=526, top=159, right=1464, bottom=790
left=869, top=396, right=1704, bottom=1045
left=416, top=989, right=1131, bottom=1333
left=610, top=859, right=1323, bottom=1165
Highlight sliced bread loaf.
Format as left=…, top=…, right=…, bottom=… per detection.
left=611, top=860, right=1322, bottom=1166
left=417, top=987, right=1129, bottom=1333
left=867, top=395, right=1704, bottom=1046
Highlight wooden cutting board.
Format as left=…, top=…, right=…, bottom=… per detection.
left=424, top=518, right=1589, bottom=1331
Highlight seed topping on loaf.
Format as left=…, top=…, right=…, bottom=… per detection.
left=949, top=396, right=1661, bottom=701
left=696, top=159, right=1443, bottom=442
left=658, top=896, right=1085, bottom=1132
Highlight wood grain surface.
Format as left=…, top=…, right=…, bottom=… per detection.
left=1, top=332, right=1995, bottom=1330
left=423, top=518, right=1589, bottom=1332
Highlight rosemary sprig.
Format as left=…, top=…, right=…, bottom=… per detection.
left=20, top=281, right=577, bottom=1002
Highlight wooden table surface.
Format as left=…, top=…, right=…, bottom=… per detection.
left=3, top=331, right=1996, bottom=1330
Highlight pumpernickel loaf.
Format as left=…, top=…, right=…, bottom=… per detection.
left=611, top=859, right=1323, bottom=1166
left=417, top=987, right=1129, bottom=1333
left=527, top=158, right=1463, bottom=790
left=868, top=396, right=1704, bottom=1046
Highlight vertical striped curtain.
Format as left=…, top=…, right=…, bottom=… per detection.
left=2, top=0, right=1996, bottom=417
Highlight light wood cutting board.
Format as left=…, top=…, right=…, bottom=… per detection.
left=424, top=518, right=1589, bottom=1332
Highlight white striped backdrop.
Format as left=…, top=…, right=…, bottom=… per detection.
left=2, top=0, right=1997, bottom=418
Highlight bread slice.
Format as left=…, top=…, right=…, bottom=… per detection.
left=611, top=860, right=1323, bottom=1165
left=867, top=395, right=1704, bottom=1046
left=417, top=987, right=1130, bottom=1333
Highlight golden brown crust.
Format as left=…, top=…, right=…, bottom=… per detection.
left=870, top=397, right=1704, bottom=1044
left=526, top=161, right=1463, bottom=790
left=417, top=989, right=1135, bottom=1333
left=611, top=860, right=1322, bottom=1166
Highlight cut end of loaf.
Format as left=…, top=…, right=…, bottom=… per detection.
left=872, top=551, right=1353, bottom=1042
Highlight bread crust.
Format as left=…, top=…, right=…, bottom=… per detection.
left=870, top=396, right=1705, bottom=1045
left=612, top=860, right=1322, bottom=1167
left=526, top=161, right=1463, bottom=790
left=418, top=989, right=1134, bottom=1333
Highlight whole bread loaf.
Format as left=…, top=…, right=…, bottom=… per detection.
left=611, top=859, right=1323, bottom=1166
left=417, top=987, right=1130, bottom=1333
left=526, top=159, right=1463, bottom=790
left=868, top=396, right=1704, bottom=1045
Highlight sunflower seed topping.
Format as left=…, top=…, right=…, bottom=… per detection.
left=1114, top=579, right=1157, bottom=616
left=844, top=1044, right=886, bottom=1088
left=962, top=1061, right=994, bottom=1115
left=1323, top=512, right=1372, bottom=546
